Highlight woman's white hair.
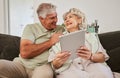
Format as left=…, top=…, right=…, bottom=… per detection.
left=37, top=3, right=56, bottom=18
left=63, top=8, right=87, bottom=30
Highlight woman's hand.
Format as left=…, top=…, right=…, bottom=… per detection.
left=52, top=51, right=71, bottom=69
left=77, top=46, right=105, bottom=62
left=77, top=46, right=92, bottom=60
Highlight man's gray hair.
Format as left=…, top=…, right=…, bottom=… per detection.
left=37, top=3, right=56, bottom=18
left=63, top=8, right=87, bottom=30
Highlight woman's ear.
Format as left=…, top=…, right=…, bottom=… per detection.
left=77, top=17, right=82, bottom=25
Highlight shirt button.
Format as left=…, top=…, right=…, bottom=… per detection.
left=56, top=73, right=60, bottom=75
left=78, top=62, right=81, bottom=64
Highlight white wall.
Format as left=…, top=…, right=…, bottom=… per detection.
left=9, top=0, right=34, bottom=36
left=0, top=0, right=9, bottom=34
left=0, top=0, right=4, bottom=33
left=0, top=0, right=8, bottom=34
left=34, top=0, right=120, bottom=33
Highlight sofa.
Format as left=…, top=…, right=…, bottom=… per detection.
left=0, top=34, right=20, bottom=60
left=0, top=31, right=120, bottom=77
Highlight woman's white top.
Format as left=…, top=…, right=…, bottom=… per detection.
left=48, top=32, right=109, bottom=73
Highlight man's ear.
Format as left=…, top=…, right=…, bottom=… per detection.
left=39, top=16, right=45, bottom=23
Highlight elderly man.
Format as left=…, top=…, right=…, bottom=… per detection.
left=0, top=3, right=64, bottom=78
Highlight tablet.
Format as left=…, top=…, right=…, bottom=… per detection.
left=59, top=30, right=85, bottom=60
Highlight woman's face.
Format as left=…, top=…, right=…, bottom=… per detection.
left=64, top=13, right=81, bottom=32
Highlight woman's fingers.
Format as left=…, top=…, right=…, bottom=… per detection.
left=77, top=46, right=92, bottom=60
left=54, top=51, right=71, bottom=66
left=56, top=51, right=71, bottom=59
left=78, top=46, right=89, bottom=51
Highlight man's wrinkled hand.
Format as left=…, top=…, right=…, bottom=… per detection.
left=50, top=33, right=62, bottom=45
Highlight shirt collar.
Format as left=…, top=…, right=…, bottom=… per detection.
left=38, top=22, right=48, bottom=33
left=38, top=22, right=56, bottom=33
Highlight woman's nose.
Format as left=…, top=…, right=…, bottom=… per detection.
left=66, top=19, right=70, bottom=23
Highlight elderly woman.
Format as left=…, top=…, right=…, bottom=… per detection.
left=48, top=8, right=114, bottom=78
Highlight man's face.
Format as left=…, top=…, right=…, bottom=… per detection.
left=40, top=12, right=58, bottom=30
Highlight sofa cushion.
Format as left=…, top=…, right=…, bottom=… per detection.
left=98, top=31, right=120, bottom=73
left=0, top=34, right=20, bottom=60
left=106, top=47, right=120, bottom=73
left=98, top=31, right=120, bottom=51
left=0, top=45, right=19, bottom=60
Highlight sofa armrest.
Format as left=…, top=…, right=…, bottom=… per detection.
left=98, top=31, right=120, bottom=73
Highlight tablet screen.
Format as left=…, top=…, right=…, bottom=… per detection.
left=59, top=30, right=85, bottom=60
